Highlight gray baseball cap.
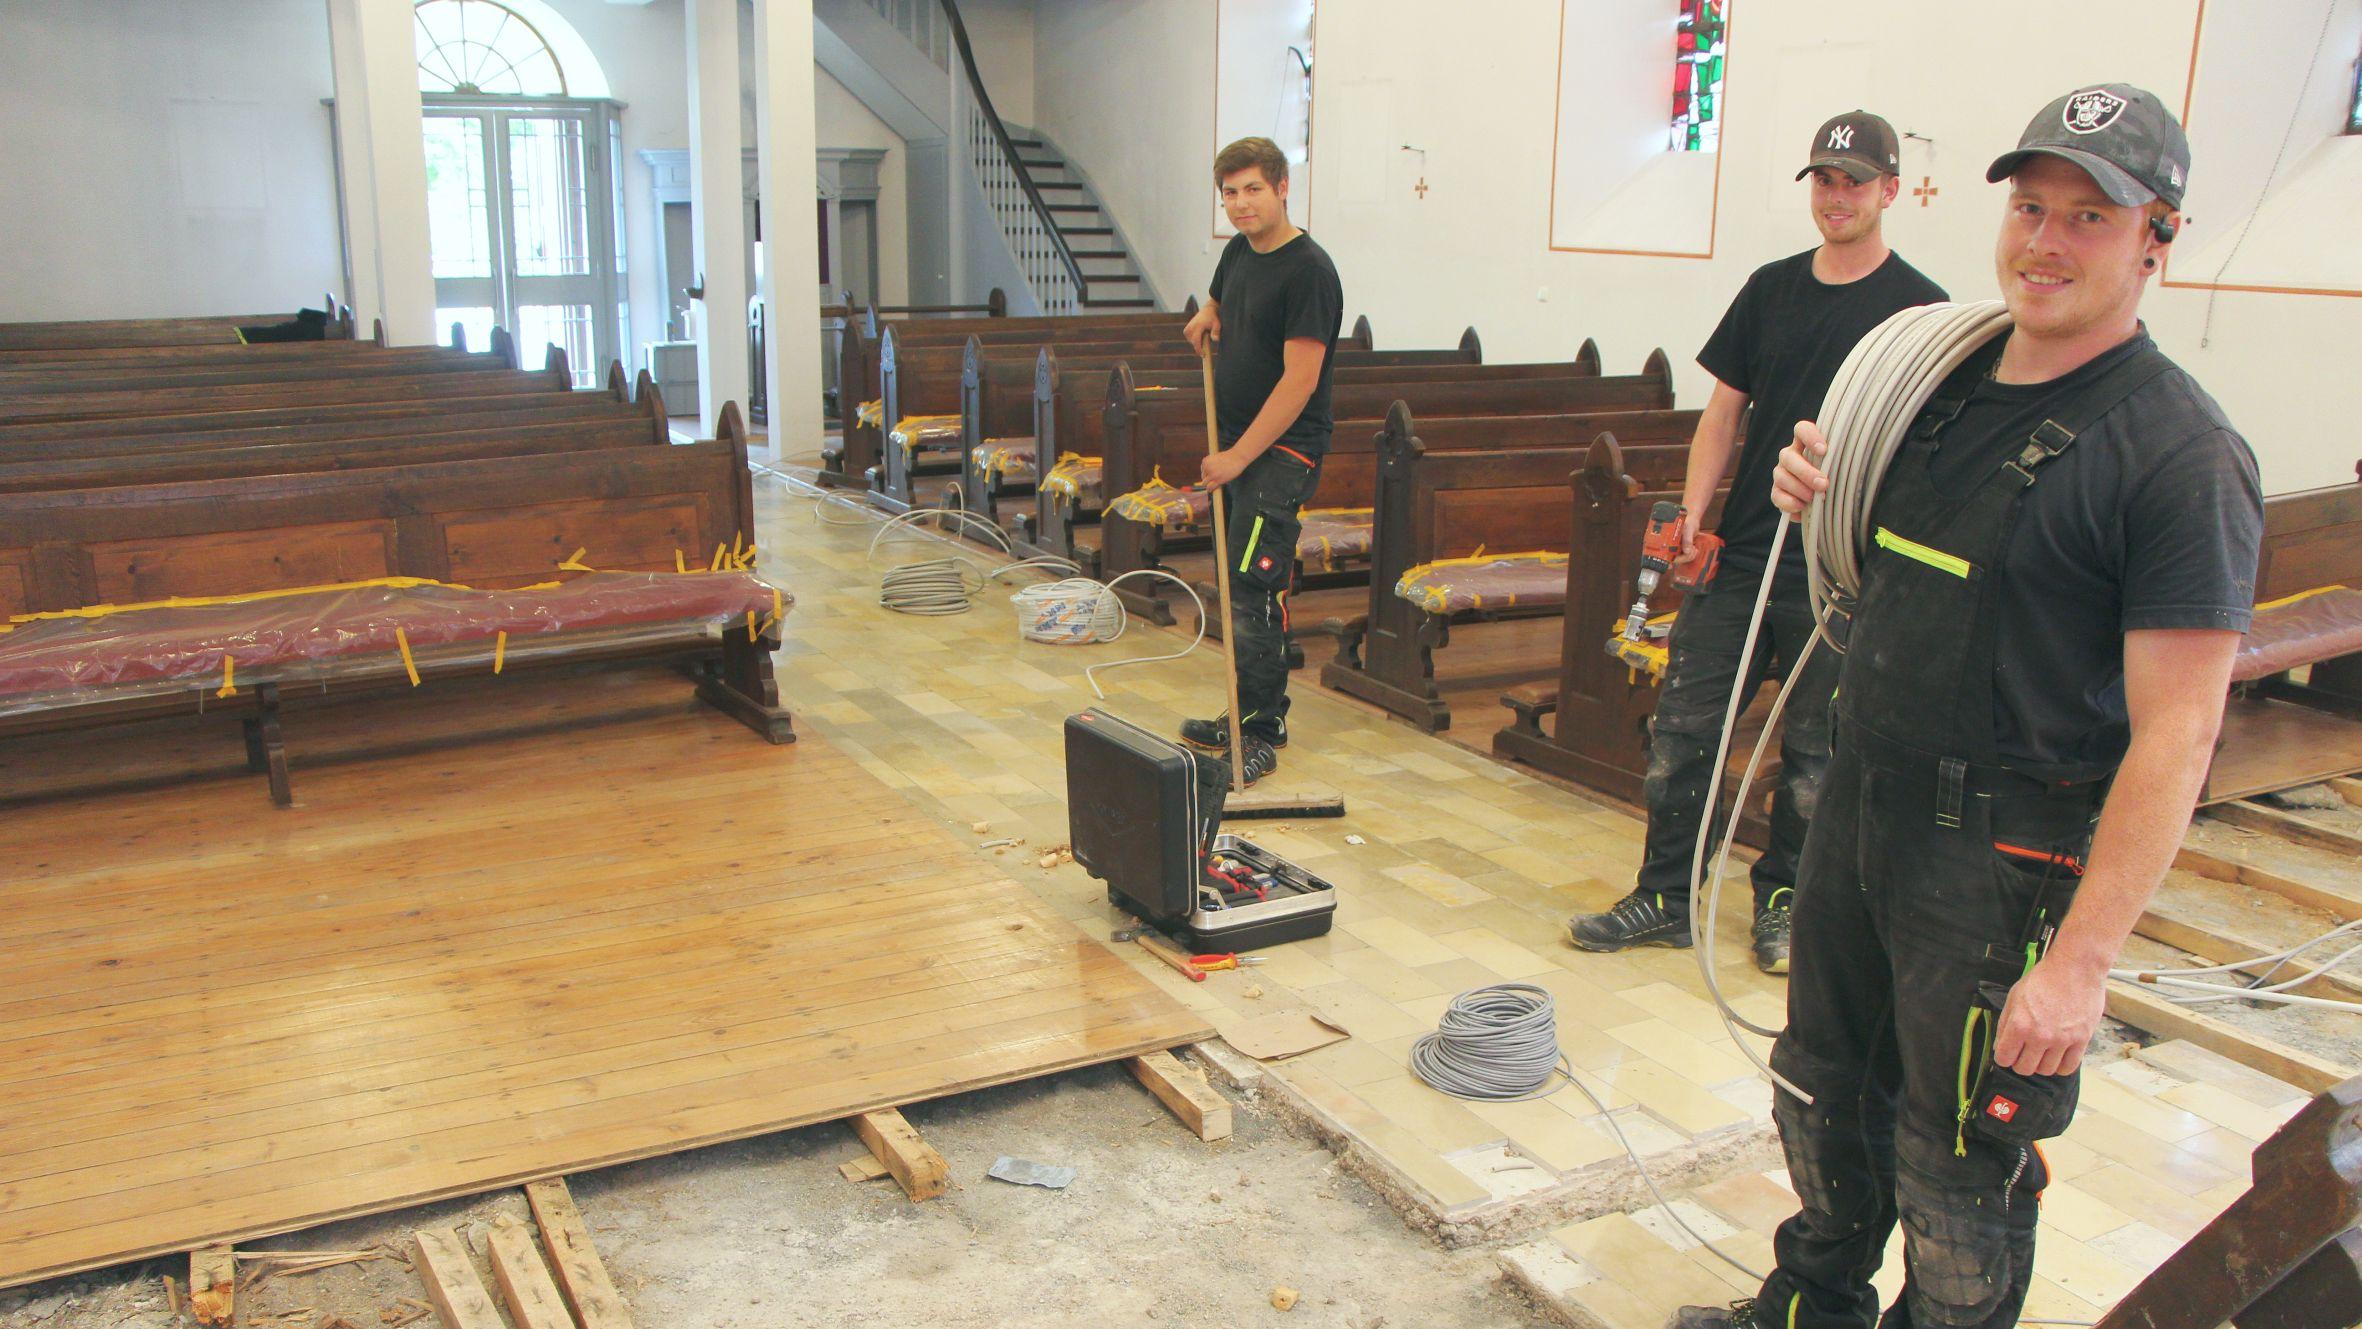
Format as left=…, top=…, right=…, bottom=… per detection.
left=1986, top=84, right=2190, bottom=209
left=1796, top=110, right=1900, bottom=183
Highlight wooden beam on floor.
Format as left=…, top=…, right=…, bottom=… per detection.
left=524, top=1178, right=636, bottom=1329
left=2207, top=801, right=2362, bottom=859
left=412, top=1229, right=504, bottom=1329
left=849, top=1108, right=950, bottom=1201
left=2134, top=906, right=2362, bottom=1003
left=486, top=1221, right=575, bottom=1329
left=2104, top=980, right=2355, bottom=1094
left=2175, top=844, right=2360, bottom=924
left=1128, top=1050, right=1234, bottom=1141
left=2333, top=776, right=2362, bottom=808
left=188, top=1245, right=234, bottom=1327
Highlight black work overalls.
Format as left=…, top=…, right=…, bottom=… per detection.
left=1752, top=342, right=2171, bottom=1329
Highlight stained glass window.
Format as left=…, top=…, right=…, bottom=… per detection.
left=415, top=0, right=567, bottom=97
left=1672, top=0, right=1728, bottom=153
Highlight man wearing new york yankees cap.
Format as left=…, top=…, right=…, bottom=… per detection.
left=1670, top=84, right=2263, bottom=1329
left=1568, top=110, right=1943, bottom=974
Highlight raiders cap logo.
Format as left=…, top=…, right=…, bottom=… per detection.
left=2063, top=89, right=2127, bottom=135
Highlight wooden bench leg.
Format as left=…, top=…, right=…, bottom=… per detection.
left=254, top=683, right=292, bottom=807
left=695, top=636, right=796, bottom=744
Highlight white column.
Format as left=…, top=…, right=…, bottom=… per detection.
left=685, top=0, right=749, bottom=435
left=750, top=0, right=823, bottom=455
left=325, top=0, right=435, bottom=346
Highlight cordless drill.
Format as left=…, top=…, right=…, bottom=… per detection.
left=1613, top=501, right=1723, bottom=648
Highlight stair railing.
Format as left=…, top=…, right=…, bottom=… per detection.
left=936, top=0, right=1089, bottom=314
left=863, top=0, right=949, bottom=70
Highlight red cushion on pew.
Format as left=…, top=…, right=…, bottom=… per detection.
left=2233, top=586, right=2362, bottom=683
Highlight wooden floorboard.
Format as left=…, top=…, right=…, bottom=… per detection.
left=0, top=666, right=1210, bottom=1289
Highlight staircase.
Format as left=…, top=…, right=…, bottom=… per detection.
left=972, top=124, right=1157, bottom=312
left=827, top=0, right=1164, bottom=315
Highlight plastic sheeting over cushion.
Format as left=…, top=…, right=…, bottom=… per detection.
left=1106, top=475, right=1210, bottom=527
left=0, top=571, right=788, bottom=715
left=2234, top=585, right=2362, bottom=683
left=1040, top=454, right=1103, bottom=506
left=1393, top=552, right=1569, bottom=616
left=1297, top=508, right=1374, bottom=570
left=856, top=398, right=884, bottom=428
left=972, top=437, right=1038, bottom=483
left=888, top=414, right=963, bottom=459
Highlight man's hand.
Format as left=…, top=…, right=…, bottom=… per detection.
left=1184, top=303, right=1222, bottom=355
left=1771, top=421, right=1831, bottom=517
left=1993, top=953, right=2108, bottom=1076
left=1677, top=510, right=1702, bottom=559
left=1198, top=448, right=1247, bottom=490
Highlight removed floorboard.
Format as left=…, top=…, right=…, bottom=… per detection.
left=524, top=1179, right=635, bottom=1329
left=0, top=669, right=1209, bottom=1288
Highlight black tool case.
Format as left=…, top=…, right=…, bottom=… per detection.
left=1065, top=707, right=1336, bottom=951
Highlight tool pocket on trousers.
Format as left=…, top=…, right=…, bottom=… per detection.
left=1234, top=506, right=1301, bottom=594
left=1966, top=1059, right=2080, bottom=1147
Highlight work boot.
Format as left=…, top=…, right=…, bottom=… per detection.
left=1752, top=889, right=1793, bottom=975
left=1666, top=1300, right=1766, bottom=1329
left=1567, top=889, right=1693, bottom=952
left=1180, top=712, right=1287, bottom=751
left=1231, top=734, right=1278, bottom=787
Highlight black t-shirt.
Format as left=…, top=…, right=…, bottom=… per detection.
left=1699, top=249, right=1948, bottom=582
left=1208, top=231, right=1345, bottom=457
left=1901, top=329, right=2264, bottom=775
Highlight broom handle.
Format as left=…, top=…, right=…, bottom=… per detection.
left=1200, top=346, right=1248, bottom=795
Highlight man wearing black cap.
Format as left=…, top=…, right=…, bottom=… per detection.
left=1568, top=110, right=1944, bottom=973
left=1671, top=86, right=2263, bottom=1329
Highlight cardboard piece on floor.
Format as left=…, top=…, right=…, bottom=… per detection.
left=1223, top=1011, right=1351, bottom=1061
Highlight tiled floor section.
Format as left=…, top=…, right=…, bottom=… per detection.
left=754, top=476, right=1787, bottom=1219
left=750, top=477, right=2300, bottom=1321
left=1503, top=1039, right=2311, bottom=1327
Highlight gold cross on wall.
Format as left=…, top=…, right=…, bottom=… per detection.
left=1913, top=176, right=1940, bottom=207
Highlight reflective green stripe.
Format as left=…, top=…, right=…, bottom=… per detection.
left=1239, top=515, right=1266, bottom=573
left=1874, top=527, right=1972, bottom=578
left=1954, top=1005, right=1991, bottom=1158
left=1788, top=1292, right=1802, bottom=1329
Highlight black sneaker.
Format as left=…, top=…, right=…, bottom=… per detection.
left=1180, top=712, right=1287, bottom=751
left=1667, top=1300, right=1767, bottom=1329
left=1567, top=889, right=1693, bottom=952
left=1752, top=889, right=1793, bottom=975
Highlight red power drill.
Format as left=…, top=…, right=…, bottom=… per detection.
left=1613, top=501, right=1723, bottom=647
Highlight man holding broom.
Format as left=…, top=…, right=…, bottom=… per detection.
left=1177, top=136, right=1345, bottom=785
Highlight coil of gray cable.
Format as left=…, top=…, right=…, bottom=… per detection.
left=1409, top=984, right=1570, bottom=1102
left=1801, top=299, right=2015, bottom=620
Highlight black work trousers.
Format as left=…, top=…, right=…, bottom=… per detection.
left=1634, top=572, right=1837, bottom=914
left=1222, top=448, right=1321, bottom=731
left=1756, top=721, right=2096, bottom=1329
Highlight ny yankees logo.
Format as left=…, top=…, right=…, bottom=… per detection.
left=1826, top=125, right=1855, bottom=151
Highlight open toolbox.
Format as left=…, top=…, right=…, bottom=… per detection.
left=1064, top=707, right=1337, bottom=951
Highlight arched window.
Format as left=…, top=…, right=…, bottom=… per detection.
left=415, top=0, right=568, bottom=97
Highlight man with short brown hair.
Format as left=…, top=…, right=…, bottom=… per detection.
left=1176, top=136, right=1343, bottom=785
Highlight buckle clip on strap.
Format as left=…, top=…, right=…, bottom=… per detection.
left=1913, top=393, right=1968, bottom=441
left=1937, top=757, right=1968, bottom=830
left=2007, top=419, right=2076, bottom=485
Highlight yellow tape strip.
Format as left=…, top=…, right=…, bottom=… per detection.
left=7, top=576, right=456, bottom=625
left=710, top=543, right=727, bottom=572
left=675, top=549, right=688, bottom=574
left=2255, top=583, right=2347, bottom=612
left=493, top=630, right=508, bottom=675
left=558, top=547, right=594, bottom=572
left=217, top=655, right=237, bottom=699
left=747, top=609, right=759, bottom=641
left=395, top=628, right=420, bottom=687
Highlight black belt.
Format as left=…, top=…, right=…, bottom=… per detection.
left=1839, top=715, right=2108, bottom=829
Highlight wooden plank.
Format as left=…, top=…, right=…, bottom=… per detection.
left=849, top=1108, right=950, bottom=1201
left=840, top=1154, right=892, bottom=1182
left=188, top=1245, right=234, bottom=1326
left=413, top=1228, right=504, bottom=1329
left=2103, top=980, right=2355, bottom=1094
left=486, top=1220, right=576, bottom=1329
left=525, top=1178, right=637, bottom=1329
left=2207, top=800, right=2362, bottom=859
left=2174, top=843, right=2361, bottom=924
left=0, top=705, right=1209, bottom=1290
left=2335, top=776, right=2362, bottom=807
left=1127, top=1050, right=1234, bottom=1141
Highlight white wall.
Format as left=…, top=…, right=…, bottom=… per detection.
left=1036, top=0, right=2356, bottom=494
left=816, top=65, right=913, bottom=306
left=0, top=0, right=342, bottom=321
left=963, top=0, right=1037, bottom=126
left=1213, top=0, right=1316, bottom=237
left=1034, top=0, right=1218, bottom=309
left=1549, top=0, right=1699, bottom=252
